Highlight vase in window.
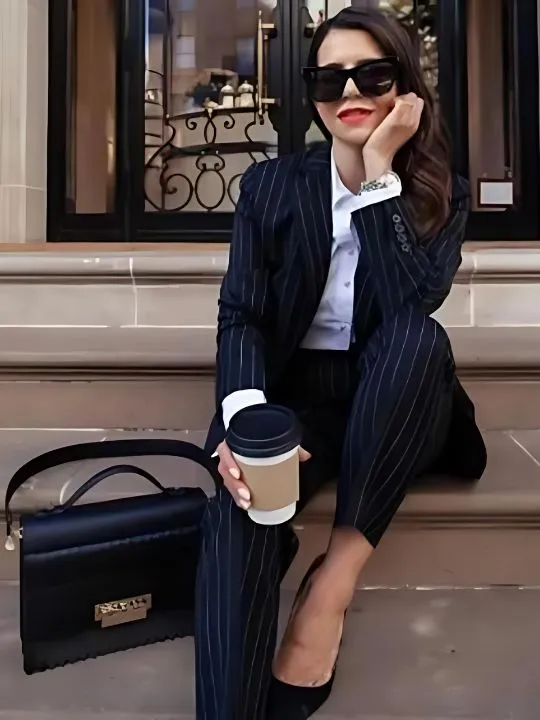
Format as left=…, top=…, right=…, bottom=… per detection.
left=237, top=79, right=254, bottom=108
left=219, top=82, right=236, bottom=108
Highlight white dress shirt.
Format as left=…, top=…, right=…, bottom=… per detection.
left=221, top=151, right=402, bottom=429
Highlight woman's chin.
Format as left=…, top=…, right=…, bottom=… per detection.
left=334, top=125, right=373, bottom=148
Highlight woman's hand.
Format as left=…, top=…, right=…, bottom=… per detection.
left=362, top=93, right=424, bottom=180
left=216, top=440, right=312, bottom=510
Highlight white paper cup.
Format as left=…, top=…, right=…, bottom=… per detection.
left=227, top=404, right=302, bottom=526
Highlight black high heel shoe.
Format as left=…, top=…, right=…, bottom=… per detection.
left=266, top=554, right=345, bottom=719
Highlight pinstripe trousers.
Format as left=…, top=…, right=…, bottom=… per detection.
left=195, top=307, right=454, bottom=720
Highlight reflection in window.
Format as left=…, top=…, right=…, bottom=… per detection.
left=144, top=0, right=278, bottom=214
left=379, top=1, right=438, bottom=92
left=467, top=0, right=516, bottom=211
left=175, top=36, right=196, bottom=69
left=66, top=0, right=117, bottom=213
left=236, top=37, right=255, bottom=77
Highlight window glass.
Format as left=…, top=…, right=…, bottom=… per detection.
left=144, top=0, right=278, bottom=214
left=175, top=36, right=196, bottom=69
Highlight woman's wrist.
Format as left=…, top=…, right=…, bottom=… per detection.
left=362, top=149, right=394, bottom=182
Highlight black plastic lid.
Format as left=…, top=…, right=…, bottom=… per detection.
left=226, top=404, right=301, bottom=459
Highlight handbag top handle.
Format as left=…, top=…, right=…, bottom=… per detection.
left=60, top=464, right=171, bottom=509
left=4, top=438, right=221, bottom=542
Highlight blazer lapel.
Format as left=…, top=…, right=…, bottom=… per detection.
left=290, top=144, right=333, bottom=347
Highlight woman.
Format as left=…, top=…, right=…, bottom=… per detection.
left=195, top=7, right=487, bottom=720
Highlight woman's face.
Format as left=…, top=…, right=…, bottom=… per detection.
left=314, top=28, right=398, bottom=147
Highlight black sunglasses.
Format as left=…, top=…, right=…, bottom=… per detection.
left=302, top=56, right=399, bottom=103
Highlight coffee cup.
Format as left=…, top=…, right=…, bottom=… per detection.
left=226, top=404, right=301, bottom=525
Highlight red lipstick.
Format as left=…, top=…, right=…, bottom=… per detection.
left=337, top=108, right=373, bottom=125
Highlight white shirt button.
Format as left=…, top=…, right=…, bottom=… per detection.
left=344, top=281, right=351, bottom=288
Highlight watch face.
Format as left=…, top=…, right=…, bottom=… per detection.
left=381, top=171, right=399, bottom=186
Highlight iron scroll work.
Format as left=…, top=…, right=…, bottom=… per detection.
left=143, top=0, right=437, bottom=215
left=144, top=70, right=276, bottom=214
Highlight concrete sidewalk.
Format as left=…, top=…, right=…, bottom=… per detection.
left=1, top=583, right=540, bottom=719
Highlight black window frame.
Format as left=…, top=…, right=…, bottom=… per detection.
left=445, top=0, right=540, bottom=240
left=47, top=0, right=540, bottom=243
left=47, top=0, right=129, bottom=242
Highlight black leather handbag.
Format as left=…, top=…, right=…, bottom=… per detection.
left=3, top=438, right=219, bottom=674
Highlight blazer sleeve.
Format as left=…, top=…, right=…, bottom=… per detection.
left=360, top=174, right=470, bottom=316
left=410, top=175, right=470, bottom=315
left=216, top=165, right=269, bottom=410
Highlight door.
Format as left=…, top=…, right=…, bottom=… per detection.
left=137, top=0, right=292, bottom=240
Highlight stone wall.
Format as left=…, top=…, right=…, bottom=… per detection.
left=0, top=0, right=48, bottom=243
left=0, top=246, right=537, bottom=372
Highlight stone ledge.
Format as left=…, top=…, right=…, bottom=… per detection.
left=0, top=246, right=537, bottom=282
left=301, top=430, right=540, bottom=526
left=3, top=429, right=540, bottom=588
left=0, top=247, right=537, bottom=370
left=0, top=325, right=539, bottom=371
left=1, top=429, right=539, bottom=526
left=0, top=250, right=228, bottom=281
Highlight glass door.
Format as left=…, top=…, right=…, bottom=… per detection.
left=48, top=0, right=295, bottom=242
left=137, top=0, right=292, bottom=240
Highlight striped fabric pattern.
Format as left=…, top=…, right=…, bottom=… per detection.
left=198, top=144, right=487, bottom=720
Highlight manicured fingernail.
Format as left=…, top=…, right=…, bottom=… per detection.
left=229, top=468, right=241, bottom=480
left=237, top=487, right=251, bottom=501
left=238, top=499, right=251, bottom=510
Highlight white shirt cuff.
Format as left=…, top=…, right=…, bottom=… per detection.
left=357, top=176, right=402, bottom=209
left=222, top=389, right=267, bottom=431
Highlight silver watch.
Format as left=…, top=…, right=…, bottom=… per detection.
left=360, top=171, right=400, bottom=193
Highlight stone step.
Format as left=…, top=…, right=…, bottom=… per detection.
left=1, top=248, right=540, bottom=380
left=1, top=429, right=540, bottom=587
left=0, top=583, right=539, bottom=719
left=1, top=374, right=540, bottom=431
left=288, top=428, right=540, bottom=589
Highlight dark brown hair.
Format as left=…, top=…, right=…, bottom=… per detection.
left=307, top=7, right=451, bottom=240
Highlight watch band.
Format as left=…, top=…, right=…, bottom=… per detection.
left=360, top=171, right=400, bottom=194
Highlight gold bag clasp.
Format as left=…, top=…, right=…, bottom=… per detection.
left=94, top=594, right=152, bottom=628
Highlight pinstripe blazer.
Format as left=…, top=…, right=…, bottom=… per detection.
left=215, top=142, right=486, bottom=476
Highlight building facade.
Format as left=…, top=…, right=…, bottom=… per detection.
left=0, top=0, right=539, bottom=432
left=2, top=0, right=539, bottom=245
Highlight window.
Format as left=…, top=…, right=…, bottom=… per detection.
left=461, top=0, right=539, bottom=237
left=47, top=0, right=538, bottom=242
left=174, top=36, right=196, bottom=69
left=467, top=0, right=514, bottom=212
